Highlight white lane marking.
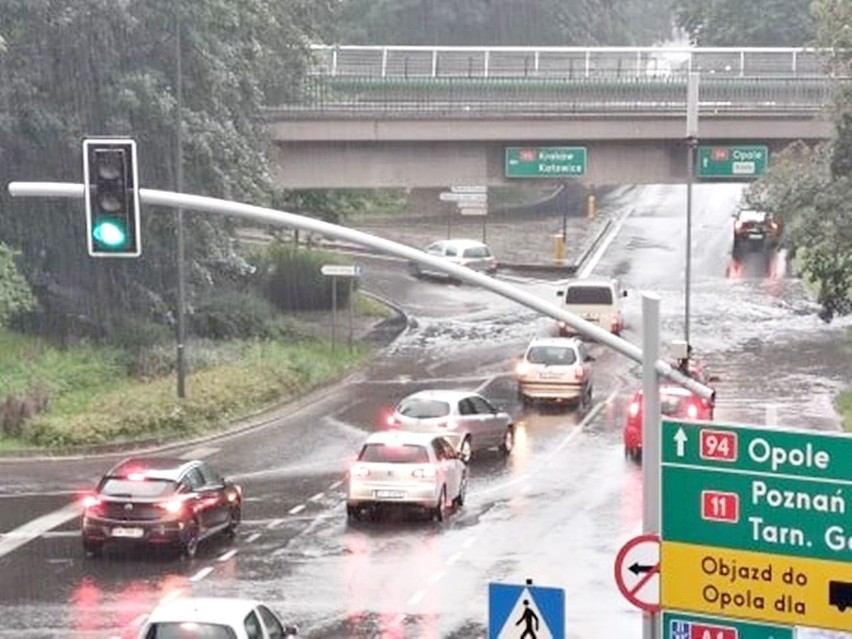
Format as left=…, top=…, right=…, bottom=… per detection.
left=578, top=208, right=633, bottom=279
left=130, top=613, right=148, bottom=627
left=408, top=590, right=425, bottom=606
left=190, top=567, right=213, bottom=582
left=428, top=571, right=445, bottom=585
left=218, top=549, right=238, bottom=562
left=463, top=536, right=477, bottom=549
left=309, top=492, right=324, bottom=502
left=0, top=502, right=80, bottom=560
left=245, top=532, right=261, bottom=543
left=266, top=519, right=284, bottom=529
left=288, top=504, right=306, bottom=515
left=160, top=590, right=184, bottom=604
left=179, top=447, right=219, bottom=460
left=475, top=375, right=500, bottom=394
left=328, top=480, right=342, bottom=491
left=444, top=552, right=462, bottom=566
left=0, top=490, right=79, bottom=499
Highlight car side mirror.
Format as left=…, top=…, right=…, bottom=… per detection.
left=709, top=375, right=721, bottom=383
left=586, top=354, right=596, bottom=362
left=622, top=290, right=628, bottom=297
left=556, top=290, right=564, bottom=297
left=284, top=625, right=299, bottom=636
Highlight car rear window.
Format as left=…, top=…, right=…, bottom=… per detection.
left=397, top=399, right=450, bottom=418
left=564, top=286, right=613, bottom=305
left=358, top=444, right=430, bottom=464
left=100, top=478, right=176, bottom=498
left=463, top=246, right=491, bottom=259
left=141, top=622, right=237, bottom=639
left=660, top=393, right=689, bottom=416
left=526, top=346, right=577, bottom=365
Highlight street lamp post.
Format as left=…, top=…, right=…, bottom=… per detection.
left=685, top=72, right=700, bottom=346
left=175, top=4, right=188, bottom=399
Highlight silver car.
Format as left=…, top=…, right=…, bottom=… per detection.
left=409, top=239, right=498, bottom=281
left=515, top=336, right=595, bottom=407
left=346, top=430, right=467, bottom=522
left=388, top=390, right=514, bottom=462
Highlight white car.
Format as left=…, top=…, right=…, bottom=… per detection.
left=556, top=278, right=627, bottom=337
left=409, top=238, right=498, bottom=281
left=515, top=337, right=594, bottom=407
left=387, top=389, right=515, bottom=462
left=137, top=597, right=298, bottom=639
left=346, top=430, right=467, bottom=522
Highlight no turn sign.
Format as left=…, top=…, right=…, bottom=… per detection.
left=614, top=533, right=661, bottom=612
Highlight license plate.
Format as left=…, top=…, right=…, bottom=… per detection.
left=748, top=233, right=764, bottom=239
left=111, top=526, right=144, bottom=538
left=375, top=490, right=405, bottom=499
left=540, top=372, right=564, bottom=380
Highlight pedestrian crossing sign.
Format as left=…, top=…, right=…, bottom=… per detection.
left=488, top=580, right=565, bottom=639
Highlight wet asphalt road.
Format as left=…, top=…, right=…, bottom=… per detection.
left=0, top=184, right=849, bottom=638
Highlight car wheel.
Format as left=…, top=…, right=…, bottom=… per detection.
left=226, top=506, right=241, bottom=539
left=346, top=504, right=361, bottom=523
left=459, top=437, right=473, bottom=464
left=432, top=487, right=447, bottom=522
left=83, top=538, right=103, bottom=558
left=181, top=521, right=200, bottom=560
left=455, top=473, right=467, bottom=508
left=499, top=426, right=514, bottom=456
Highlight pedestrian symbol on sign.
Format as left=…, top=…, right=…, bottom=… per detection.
left=488, top=578, right=564, bottom=639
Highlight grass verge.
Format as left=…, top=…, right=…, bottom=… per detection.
left=0, top=328, right=373, bottom=451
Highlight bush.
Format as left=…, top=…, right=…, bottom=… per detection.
left=252, top=243, right=356, bottom=311
left=190, top=290, right=277, bottom=340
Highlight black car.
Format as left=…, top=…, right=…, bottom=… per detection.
left=732, top=209, right=781, bottom=256
left=81, top=457, right=241, bottom=559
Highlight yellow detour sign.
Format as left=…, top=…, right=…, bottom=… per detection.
left=662, top=541, right=852, bottom=632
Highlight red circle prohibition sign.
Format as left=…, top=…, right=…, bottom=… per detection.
left=613, top=533, right=661, bottom=613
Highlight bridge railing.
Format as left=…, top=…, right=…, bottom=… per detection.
left=307, top=45, right=830, bottom=79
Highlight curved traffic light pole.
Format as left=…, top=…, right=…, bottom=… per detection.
left=7, top=180, right=713, bottom=401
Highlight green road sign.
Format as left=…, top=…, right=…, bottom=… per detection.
left=697, top=146, right=768, bottom=178
left=661, top=419, right=852, bottom=560
left=662, top=611, right=793, bottom=639
left=505, top=146, right=587, bottom=178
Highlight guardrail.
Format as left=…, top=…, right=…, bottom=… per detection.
left=307, top=45, right=831, bottom=79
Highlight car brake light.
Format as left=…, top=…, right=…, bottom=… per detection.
left=686, top=403, right=699, bottom=419
left=735, top=221, right=744, bottom=231
left=575, top=367, right=586, bottom=382
left=160, top=498, right=184, bottom=515
left=351, top=464, right=370, bottom=478
left=628, top=401, right=641, bottom=418
left=82, top=495, right=101, bottom=510
left=515, top=361, right=530, bottom=376
left=227, top=489, right=239, bottom=503
left=412, top=466, right=437, bottom=479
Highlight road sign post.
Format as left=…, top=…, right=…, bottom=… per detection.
left=697, top=146, right=769, bottom=179
left=660, top=419, right=852, bottom=632
left=320, top=264, right=362, bottom=351
left=505, top=147, right=587, bottom=178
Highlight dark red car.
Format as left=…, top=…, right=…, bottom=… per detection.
left=623, top=385, right=715, bottom=461
left=81, top=457, right=241, bottom=559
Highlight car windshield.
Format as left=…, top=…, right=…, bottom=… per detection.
left=358, top=443, right=430, bottom=464
left=526, top=346, right=577, bottom=365
left=738, top=210, right=766, bottom=223
left=396, top=398, right=450, bottom=418
left=564, top=286, right=613, bottom=304
left=100, top=478, right=176, bottom=498
left=462, top=246, right=490, bottom=258
left=141, top=622, right=237, bottom=639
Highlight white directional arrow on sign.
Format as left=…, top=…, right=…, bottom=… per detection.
left=674, top=427, right=688, bottom=458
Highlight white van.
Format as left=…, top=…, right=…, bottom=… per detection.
left=555, top=278, right=626, bottom=336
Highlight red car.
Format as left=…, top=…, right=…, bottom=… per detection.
left=623, top=385, right=715, bottom=461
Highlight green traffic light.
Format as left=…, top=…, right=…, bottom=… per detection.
left=92, top=217, right=128, bottom=249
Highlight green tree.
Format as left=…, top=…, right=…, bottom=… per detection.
left=0, top=242, right=35, bottom=326
left=673, top=0, right=814, bottom=46
left=0, top=0, right=334, bottom=340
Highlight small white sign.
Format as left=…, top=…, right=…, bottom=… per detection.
left=320, top=264, right=362, bottom=277
left=451, top=185, right=487, bottom=194
left=439, top=192, right=487, bottom=203
left=459, top=207, right=488, bottom=216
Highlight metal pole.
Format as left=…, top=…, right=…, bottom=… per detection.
left=685, top=72, right=699, bottom=347
left=348, top=277, right=354, bottom=347
left=331, top=276, right=337, bottom=351
left=641, top=292, right=661, bottom=639
left=175, top=4, right=188, bottom=399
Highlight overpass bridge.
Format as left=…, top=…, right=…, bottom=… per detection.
left=265, top=46, right=841, bottom=188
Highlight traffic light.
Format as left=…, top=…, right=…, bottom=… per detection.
left=83, top=138, right=141, bottom=257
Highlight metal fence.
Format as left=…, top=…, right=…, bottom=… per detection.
left=308, top=45, right=830, bottom=79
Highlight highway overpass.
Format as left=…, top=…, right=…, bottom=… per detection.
left=265, top=46, right=840, bottom=188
